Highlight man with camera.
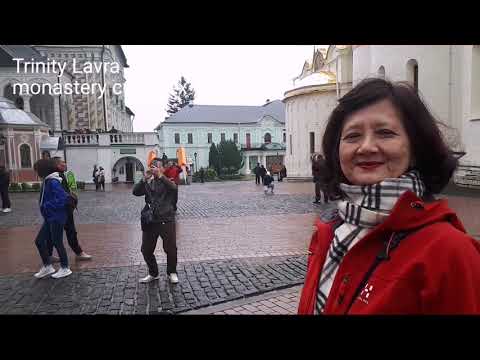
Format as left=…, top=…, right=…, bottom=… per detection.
left=133, top=158, right=179, bottom=284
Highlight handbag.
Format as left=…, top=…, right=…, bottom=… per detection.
left=140, top=181, right=155, bottom=226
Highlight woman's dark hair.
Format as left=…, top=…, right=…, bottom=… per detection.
left=322, top=77, right=458, bottom=199
left=34, top=159, right=58, bottom=179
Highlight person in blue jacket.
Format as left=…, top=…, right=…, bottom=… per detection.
left=33, top=158, right=72, bottom=279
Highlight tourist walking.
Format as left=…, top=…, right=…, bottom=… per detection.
left=92, top=165, right=99, bottom=191
left=133, top=158, right=179, bottom=284
left=253, top=163, right=261, bottom=185
left=33, top=158, right=72, bottom=279
left=259, top=165, right=267, bottom=185
left=263, top=171, right=275, bottom=194
left=48, top=158, right=92, bottom=262
left=199, top=167, right=205, bottom=183
left=312, top=154, right=329, bottom=204
left=0, top=165, right=11, bottom=213
left=96, top=166, right=105, bottom=191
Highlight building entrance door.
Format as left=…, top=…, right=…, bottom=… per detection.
left=125, top=162, right=134, bottom=182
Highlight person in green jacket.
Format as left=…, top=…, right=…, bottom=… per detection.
left=49, top=157, right=92, bottom=262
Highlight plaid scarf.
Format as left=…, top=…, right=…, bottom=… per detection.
left=315, top=170, right=425, bottom=314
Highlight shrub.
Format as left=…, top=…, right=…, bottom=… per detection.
left=218, top=174, right=245, bottom=181
left=192, top=167, right=218, bottom=182
left=31, top=182, right=41, bottom=191
left=21, top=182, right=32, bottom=191
left=9, top=182, right=21, bottom=191
left=77, top=181, right=85, bottom=190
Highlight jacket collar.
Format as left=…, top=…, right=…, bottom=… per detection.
left=316, top=191, right=466, bottom=236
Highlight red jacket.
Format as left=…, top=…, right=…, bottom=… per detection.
left=164, top=166, right=183, bottom=185
left=298, top=191, right=480, bottom=315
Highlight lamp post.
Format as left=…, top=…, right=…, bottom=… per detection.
left=194, top=152, right=198, bottom=173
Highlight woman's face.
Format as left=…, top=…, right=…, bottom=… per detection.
left=339, top=99, right=412, bottom=186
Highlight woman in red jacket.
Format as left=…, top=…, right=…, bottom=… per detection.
left=298, top=78, right=480, bottom=315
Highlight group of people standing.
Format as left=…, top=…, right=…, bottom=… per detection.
left=92, top=165, right=105, bottom=191
left=32, top=157, right=92, bottom=279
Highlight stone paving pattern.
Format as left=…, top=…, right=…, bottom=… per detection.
left=1, top=180, right=479, bottom=315
left=0, top=255, right=306, bottom=315
left=185, top=285, right=302, bottom=315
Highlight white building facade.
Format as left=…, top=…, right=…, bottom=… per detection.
left=156, top=101, right=286, bottom=174
left=0, top=45, right=149, bottom=184
left=285, top=45, right=480, bottom=187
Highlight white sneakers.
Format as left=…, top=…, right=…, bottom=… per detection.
left=139, top=274, right=160, bottom=283
left=34, top=265, right=72, bottom=279
left=169, top=273, right=179, bottom=284
left=138, top=273, right=179, bottom=284
left=51, top=267, right=72, bottom=279
left=34, top=265, right=56, bottom=279
left=76, top=252, right=92, bottom=261
left=2, top=208, right=11, bottom=213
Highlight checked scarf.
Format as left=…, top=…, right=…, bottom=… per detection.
left=314, top=170, right=425, bottom=314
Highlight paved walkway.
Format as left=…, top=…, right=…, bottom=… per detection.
left=1, top=180, right=479, bottom=315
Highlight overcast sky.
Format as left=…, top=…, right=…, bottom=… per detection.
left=122, top=45, right=327, bottom=132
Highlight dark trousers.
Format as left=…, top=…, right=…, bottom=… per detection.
left=48, top=210, right=83, bottom=256
left=36, top=221, right=69, bottom=268
left=315, top=182, right=328, bottom=203
left=99, top=181, right=105, bottom=191
left=261, top=175, right=265, bottom=185
left=141, top=221, right=177, bottom=276
left=255, top=175, right=260, bottom=184
left=172, top=187, right=178, bottom=210
left=0, top=187, right=11, bottom=208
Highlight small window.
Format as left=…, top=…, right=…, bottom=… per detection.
left=283, top=132, right=286, bottom=143
left=20, top=144, right=32, bottom=168
left=207, top=133, right=212, bottom=144
left=221, top=133, right=226, bottom=142
left=233, top=133, right=238, bottom=143
left=264, top=133, right=271, bottom=144
left=310, top=132, right=315, bottom=154
left=246, top=133, right=251, bottom=148
left=188, top=133, right=193, bottom=144
left=174, top=133, right=180, bottom=144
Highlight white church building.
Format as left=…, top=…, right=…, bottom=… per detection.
left=284, top=45, right=480, bottom=188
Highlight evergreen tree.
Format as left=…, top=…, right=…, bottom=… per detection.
left=208, top=143, right=220, bottom=174
left=166, top=76, right=196, bottom=115
left=218, top=140, right=243, bottom=174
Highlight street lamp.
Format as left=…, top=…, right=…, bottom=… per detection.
left=194, top=152, right=198, bottom=173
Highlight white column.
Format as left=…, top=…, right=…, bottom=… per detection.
left=245, top=153, right=250, bottom=174
left=53, top=96, right=61, bottom=131
left=23, top=95, right=31, bottom=112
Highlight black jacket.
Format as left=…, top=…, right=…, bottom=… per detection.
left=263, top=175, right=274, bottom=186
left=133, top=176, right=177, bottom=225
left=0, top=170, right=9, bottom=189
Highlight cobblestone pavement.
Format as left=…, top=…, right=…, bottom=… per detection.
left=0, top=255, right=306, bottom=315
left=1, top=180, right=480, bottom=315
left=184, top=285, right=302, bottom=315
left=0, top=181, right=321, bottom=228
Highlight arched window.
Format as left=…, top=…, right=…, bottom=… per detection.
left=20, top=144, right=32, bottom=168
left=4, top=84, right=24, bottom=109
left=264, top=133, right=271, bottom=144
left=378, top=66, right=385, bottom=79
left=406, top=59, right=419, bottom=92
